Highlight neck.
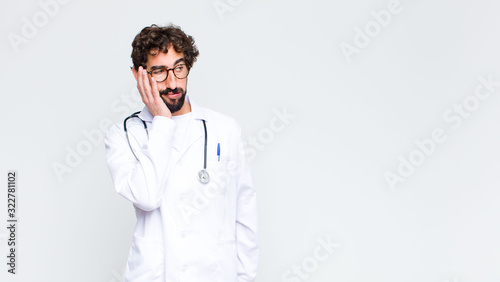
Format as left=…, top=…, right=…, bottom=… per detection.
left=172, top=101, right=191, bottom=116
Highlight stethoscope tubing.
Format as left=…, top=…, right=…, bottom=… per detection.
left=124, top=111, right=147, bottom=162
left=202, top=119, right=207, bottom=170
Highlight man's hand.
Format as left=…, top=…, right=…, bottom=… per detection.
left=133, top=66, right=172, bottom=118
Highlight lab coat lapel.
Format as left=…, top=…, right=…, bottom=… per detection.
left=174, top=97, right=208, bottom=157
left=179, top=118, right=202, bottom=156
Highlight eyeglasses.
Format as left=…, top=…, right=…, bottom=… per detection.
left=146, top=64, right=189, bottom=82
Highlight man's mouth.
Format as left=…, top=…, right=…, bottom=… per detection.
left=165, top=92, right=180, bottom=99
left=161, top=89, right=182, bottom=99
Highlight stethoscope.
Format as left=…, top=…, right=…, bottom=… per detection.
left=123, top=111, right=210, bottom=184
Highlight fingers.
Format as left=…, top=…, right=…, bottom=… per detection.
left=141, top=67, right=162, bottom=105
left=149, top=77, right=161, bottom=103
left=136, top=66, right=147, bottom=104
left=143, top=68, right=155, bottom=102
left=135, top=66, right=171, bottom=117
left=138, top=66, right=154, bottom=105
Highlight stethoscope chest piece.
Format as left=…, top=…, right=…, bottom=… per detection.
left=198, top=169, right=210, bottom=184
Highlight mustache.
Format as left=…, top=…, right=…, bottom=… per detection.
left=159, top=88, right=183, bottom=95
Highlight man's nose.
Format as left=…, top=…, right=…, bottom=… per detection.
left=165, top=69, right=177, bottom=89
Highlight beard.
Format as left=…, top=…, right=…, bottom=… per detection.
left=159, top=87, right=187, bottom=114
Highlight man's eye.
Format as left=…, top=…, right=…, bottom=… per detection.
left=175, top=65, right=184, bottom=72
left=152, top=70, right=165, bottom=75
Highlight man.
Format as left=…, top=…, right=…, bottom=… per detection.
left=104, top=24, right=259, bottom=282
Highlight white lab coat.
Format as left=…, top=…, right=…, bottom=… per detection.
left=104, top=97, right=258, bottom=282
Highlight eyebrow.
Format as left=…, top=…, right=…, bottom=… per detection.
left=150, top=58, right=185, bottom=71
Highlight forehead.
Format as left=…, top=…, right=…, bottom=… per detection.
left=146, top=46, right=184, bottom=67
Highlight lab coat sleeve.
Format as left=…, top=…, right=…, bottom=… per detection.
left=235, top=126, right=259, bottom=282
left=104, top=116, right=176, bottom=211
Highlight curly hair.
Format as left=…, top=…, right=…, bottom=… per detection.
left=131, top=24, right=199, bottom=70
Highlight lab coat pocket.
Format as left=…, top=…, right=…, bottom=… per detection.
left=123, top=236, right=164, bottom=282
left=216, top=239, right=238, bottom=281
left=206, top=157, right=233, bottom=195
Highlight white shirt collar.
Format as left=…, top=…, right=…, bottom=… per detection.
left=138, top=95, right=208, bottom=122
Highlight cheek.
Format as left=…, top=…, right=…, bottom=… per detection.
left=156, top=82, right=167, bottom=91
left=179, top=80, right=188, bottom=91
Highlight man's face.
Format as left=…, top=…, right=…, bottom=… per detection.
left=145, top=45, right=188, bottom=114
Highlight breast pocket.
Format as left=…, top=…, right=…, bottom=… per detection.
left=123, top=236, right=164, bottom=282
left=206, top=157, right=233, bottom=195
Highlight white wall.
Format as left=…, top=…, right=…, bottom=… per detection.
left=1, top=0, right=500, bottom=281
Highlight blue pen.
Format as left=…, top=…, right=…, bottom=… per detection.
left=217, top=143, right=220, bottom=162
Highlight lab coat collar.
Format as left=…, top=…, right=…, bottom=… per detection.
left=138, top=95, right=209, bottom=122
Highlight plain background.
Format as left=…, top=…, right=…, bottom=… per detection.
left=1, top=0, right=500, bottom=281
